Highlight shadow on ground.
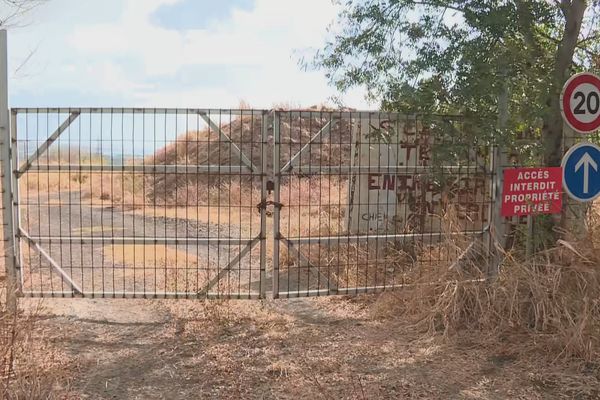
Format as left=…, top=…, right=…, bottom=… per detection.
left=24, top=297, right=599, bottom=400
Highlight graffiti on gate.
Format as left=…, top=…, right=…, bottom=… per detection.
left=347, top=116, right=488, bottom=234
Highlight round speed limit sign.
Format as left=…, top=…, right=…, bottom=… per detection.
left=561, top=72, right=600, bottom=134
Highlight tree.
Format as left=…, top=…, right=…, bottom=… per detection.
left=316, top=0, right=600, bottom=166
left=315, top=0, right=600, bottom=244
left=0, top=0, right=45, bottom=27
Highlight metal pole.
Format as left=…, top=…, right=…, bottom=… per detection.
left=272, top=112, right=281, bottom=299
left=11, top=110, right=22, bottom=290
left=0, top=29, right=17, bottom=311
left=488, top=71, right=509, bottom=277
left=525, top=214, right=533, bottom=258
left=259, top=111, right=268, bottom=298
left=561, top=122, right=587, bottom=237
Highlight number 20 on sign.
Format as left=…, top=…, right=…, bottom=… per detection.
left=561, top=72, right=600, bottom=134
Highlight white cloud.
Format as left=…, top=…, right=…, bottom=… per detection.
left=88, top=62, right=154, bottom=93
left=11, top=0, right=372, bottom=109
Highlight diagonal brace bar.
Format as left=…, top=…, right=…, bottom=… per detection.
left=197, top=236, right=261, bottom=296
left=280, top=120, right=332, bottom=173
left=19, top=228, right=83, bottom=295
left=281, top=236, right=338, bottom=292
left=448, top=240, right=478, bottom=272
left=18, top=111, right=80, bottom=176
left=198, top=112, right=258, bottom=173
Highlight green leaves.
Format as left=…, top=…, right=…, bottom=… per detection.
left=315, top=0, right=600, bottom=161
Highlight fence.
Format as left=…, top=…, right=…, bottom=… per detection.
left=272, top=111, right=496, bottom=298
left=1, top=106, right=499, bottom=300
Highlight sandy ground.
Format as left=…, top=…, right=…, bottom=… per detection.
left=20, top=191, right=262, bottom=297
left=21, top=295, right=600, bottom=400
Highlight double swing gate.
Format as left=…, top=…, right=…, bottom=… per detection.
left=2, top=108, right=497, bottom=299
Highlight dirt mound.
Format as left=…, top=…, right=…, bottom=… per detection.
left=146, top=108, right=355, bottom=205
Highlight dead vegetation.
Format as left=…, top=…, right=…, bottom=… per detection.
left=19, top=148, right=145, bottom=208
left=0, top=287, right=71, bottom=398
left=145, top=109, right=354, bottom=205
left=0, top=210, right=70, bottom=398
left=370, top=208, right=600, bottom=373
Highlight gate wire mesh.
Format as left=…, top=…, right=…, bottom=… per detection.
left=14, top=108, right=267, bottom=299
left=272, top=111, right=495, bottom=298
left=9, top=108, right=496, bottom=299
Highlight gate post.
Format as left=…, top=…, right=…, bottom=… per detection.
left=487, top=75, right=510, bottom=278
left=272, top=111, right=280, bottom=299
left=259, top=111, right=268, bottom=298
left=0, top=29, right=17, bottom=312
left=487, top=144, right=508, bottom=277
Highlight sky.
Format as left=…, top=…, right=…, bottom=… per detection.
left=4, top=0, right=371, bottom=109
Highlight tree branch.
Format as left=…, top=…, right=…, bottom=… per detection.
left=577, top=32, right=600, bottom=46
left=410, top=1, right=466, bottom=14
left=553, top=0, right=568, bottom=18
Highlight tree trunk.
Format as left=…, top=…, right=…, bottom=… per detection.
left=540, top=0, right=587, bottom=237
left=542, top=0, right=587, bottom=168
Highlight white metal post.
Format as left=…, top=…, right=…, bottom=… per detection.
left=272, top=112, right=280, bottom=298
left=488, top=73, right=510, bottom=277
left=259, top=111, right=268, bottom=298
left=0, top=29, right=17, bottom=311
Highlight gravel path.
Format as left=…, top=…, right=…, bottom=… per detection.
left=20, top=191, right=262, bottom=297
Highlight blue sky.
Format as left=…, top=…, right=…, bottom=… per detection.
left=151, top=0, right=255, bottom=30
left=5, top=0, right=370, bottom=109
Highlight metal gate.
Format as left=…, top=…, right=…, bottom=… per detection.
left=271, top=110, right=495, bottom=298
left=6, top=108, right=268, bottom=299
left=1, top=108, right=497, bottom=299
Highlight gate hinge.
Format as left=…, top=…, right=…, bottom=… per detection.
left=256, top=200, right=283, bottom=215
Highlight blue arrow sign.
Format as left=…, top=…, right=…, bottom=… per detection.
left=562, top=142, right=600, bottom=202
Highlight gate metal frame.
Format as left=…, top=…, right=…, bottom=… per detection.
left=271, top=110, right=498, bottom=299
left=6, top=107, right=269, bottom=299
left=1, top=107, right=499, bottom=301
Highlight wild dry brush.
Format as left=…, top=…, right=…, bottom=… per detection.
left=0, top=288, right=67, bottom=399
left=373, top=210, right=600, bottom=363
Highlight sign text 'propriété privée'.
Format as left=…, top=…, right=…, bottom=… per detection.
left=501, top=167, right=562, bottom=217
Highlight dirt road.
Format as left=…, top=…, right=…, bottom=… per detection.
left=21, top=191, right=262, bottom=297
left=24, top=294, right=597, bottom=399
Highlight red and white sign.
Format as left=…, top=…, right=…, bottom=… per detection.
left=501, top=167, right=562, bottom=217
left=561, top=72, right=600, bottom=134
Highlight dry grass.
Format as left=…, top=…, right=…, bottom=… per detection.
left=0, top=289, right=71, bottom=398
left=99, top=244, right=251, bottom=295
left=151, top=296, right=599, bottom=399
left=145, top=111, right=353, bottom=204
left=371, top=215, right=600, bottom=366
left=20, top=169, right=146, bottom=207
left=104, top=244, right=197, bottom=269
left=13, top=114, right=600, bottom=397
left=0, top=198, right=70, bottom=398
left=19, top=146, right=146, bottom=208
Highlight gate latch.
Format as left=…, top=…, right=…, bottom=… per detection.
left=256, top=200, right=283, bottom=215
left=266, top=180, right=275, bottom=194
